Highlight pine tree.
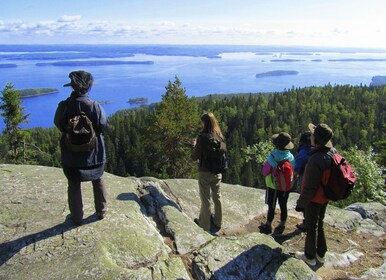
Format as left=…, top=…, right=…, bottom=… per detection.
left=146, top=76, right=199, bottom=178
left=0, top=83, right=30, bottom=162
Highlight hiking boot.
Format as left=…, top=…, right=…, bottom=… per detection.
left=295, top=252, right=316, bottom=266
left=258, top=223, right=272, bottom=234
left=97, top=212, right=106, bottom=220
left=210, top=215, right=221, bottom=233
left=273, top=224, right=285, bottom=235
left=296, top=222, right=306, bottom=232
left=316, top=253, right=326, bottom=264
left=194, top=218, right=200, bottom=226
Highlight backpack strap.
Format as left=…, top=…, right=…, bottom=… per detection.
left=65, top=97, right=96, bottom=130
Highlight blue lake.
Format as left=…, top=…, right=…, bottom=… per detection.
left=0, top=44, right=386, bottom=129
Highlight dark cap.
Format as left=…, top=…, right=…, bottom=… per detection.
left=309, top=123, right=333, bottom=148
left=63, top=70, right=94, bottom=93
left=272, top=132, right=294, bottom=150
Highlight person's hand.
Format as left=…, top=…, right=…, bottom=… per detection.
left=192, top=138, right=197, bottom=147
left=295, top=205, right=305, bottom=212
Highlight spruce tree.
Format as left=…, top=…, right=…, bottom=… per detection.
left=146, top=76, right=199, bottom=178
left=0, top=83, right=30, bottom=162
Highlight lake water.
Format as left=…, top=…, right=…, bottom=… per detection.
left=1, top=44, right=386, bottom=129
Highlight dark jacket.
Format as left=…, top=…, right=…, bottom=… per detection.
left=192, top=132, right=225, bottom=173
left=297, top=146, right=333, bottom=208
left=294, top=143, right=312, bottom=175
left=54, top=92, right=109, bottom=168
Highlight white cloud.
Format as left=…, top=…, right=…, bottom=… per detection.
left=0, top=17, right=385, bottom=48
left=58, top=15, right=82, bottom=23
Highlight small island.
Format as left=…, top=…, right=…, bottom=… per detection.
left=18, top=88, right=59, bottom=98
left=97, top=101, right=113, bottom=105
left=270, top=59, right=306, bottom=62
left=128, top=98, right=148, bottom=104
left=256, top=70, right=299, bottom=78
left=370, top=76, right=386, bottom=86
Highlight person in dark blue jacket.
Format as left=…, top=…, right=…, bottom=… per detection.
left=294, top=131, right=312, bottom=231
left=54, top=70, right=109, bottom=225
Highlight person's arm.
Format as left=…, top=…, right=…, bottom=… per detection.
left=191, top=135, right=202, bottom=161
left=262, top=160, right=273, bottom=177
left=95, top=103, right=109, bottom=132
left=297, top=156, right=323, bottom=208
left=53, top=101, right=66, bottom=132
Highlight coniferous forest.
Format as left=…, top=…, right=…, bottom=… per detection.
left=1, top=80, right=385, bottom=206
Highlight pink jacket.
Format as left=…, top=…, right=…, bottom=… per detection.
left=262, top=160, right=278, bottom=177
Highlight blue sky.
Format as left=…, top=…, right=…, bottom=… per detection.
left=1, top=0, right=385, bottom=48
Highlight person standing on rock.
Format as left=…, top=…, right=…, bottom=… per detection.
left=295, top=123, right=335, bottom=266
left=294, top=131, right=313, bottom=231
left=260, top=132, right=295, bottom=235
left=54, top=70, right=109, bottom=225
left=191, top=112, right=227, bottom=234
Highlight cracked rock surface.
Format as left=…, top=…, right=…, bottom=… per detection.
left=0, top=164, right=384, bottom=279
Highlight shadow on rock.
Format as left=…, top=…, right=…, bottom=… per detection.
left=272, top=228, right=303, bottom=245
left=0, top=214, right=98, bottom=267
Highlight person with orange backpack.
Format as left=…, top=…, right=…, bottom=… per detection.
left=54, top=70, right=109, bottom=225
left=259, top=132, right=295, bottom=235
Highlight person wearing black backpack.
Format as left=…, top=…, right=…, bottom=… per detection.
left=295, top=123, right=335, bottom=266
left=54, top=70, right=109, bottom=225
left=192, top=112, right=227, bottom=234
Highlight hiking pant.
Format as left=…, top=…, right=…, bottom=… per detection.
left=304, top=202, right=328, bottom=259
left=68, top=177, right=107, bottom=224
left=198, top=172, right=222, bottom=231
left=266, top=188, right=289, bottom=223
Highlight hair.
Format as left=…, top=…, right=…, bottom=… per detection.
left=299, top=131, right=311, bottom=145
left=200, top=112, right=224, bottom=140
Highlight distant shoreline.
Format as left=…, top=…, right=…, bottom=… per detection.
left=36, top=60, right=154, bottom=67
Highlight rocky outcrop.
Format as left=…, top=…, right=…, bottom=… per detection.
left=0, top=164, right=384, bottom=279
left=0, top=165, right=189, bottom=280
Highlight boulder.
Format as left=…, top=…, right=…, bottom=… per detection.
left=323, top=205, right=363, bottom=231
left=345, top=202, right=386, bottom=230
left=192, top=233, right=319, bottom=280
left=323, top=249, right=364, bottom=268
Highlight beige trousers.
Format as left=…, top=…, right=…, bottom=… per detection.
left=198, top=171, right=222, bottom=231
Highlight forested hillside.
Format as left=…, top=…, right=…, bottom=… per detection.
left=1, top=83, right=385, bottom=193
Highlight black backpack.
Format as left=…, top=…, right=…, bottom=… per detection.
left=64, top=100, right=97, bottom=152
left=204, top=134, right=228, bottom=174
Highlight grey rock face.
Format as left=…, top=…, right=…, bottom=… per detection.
left=192, top=233, right=319, bottom=280
left=345, top=202, right=386, bottom=230
left=0, top=164, right=384, bottom=279
left=0, top=165, right=189, bottom=280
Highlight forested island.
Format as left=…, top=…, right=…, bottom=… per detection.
left=128, top=98, right=148, bottom=104
left=36, top=60, right=154, bottom=67
left=370, top=76, right=386, bottom=86
left=18, top=88, right=59, bottom=98
left=256, top=70, right=299, bottom=78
